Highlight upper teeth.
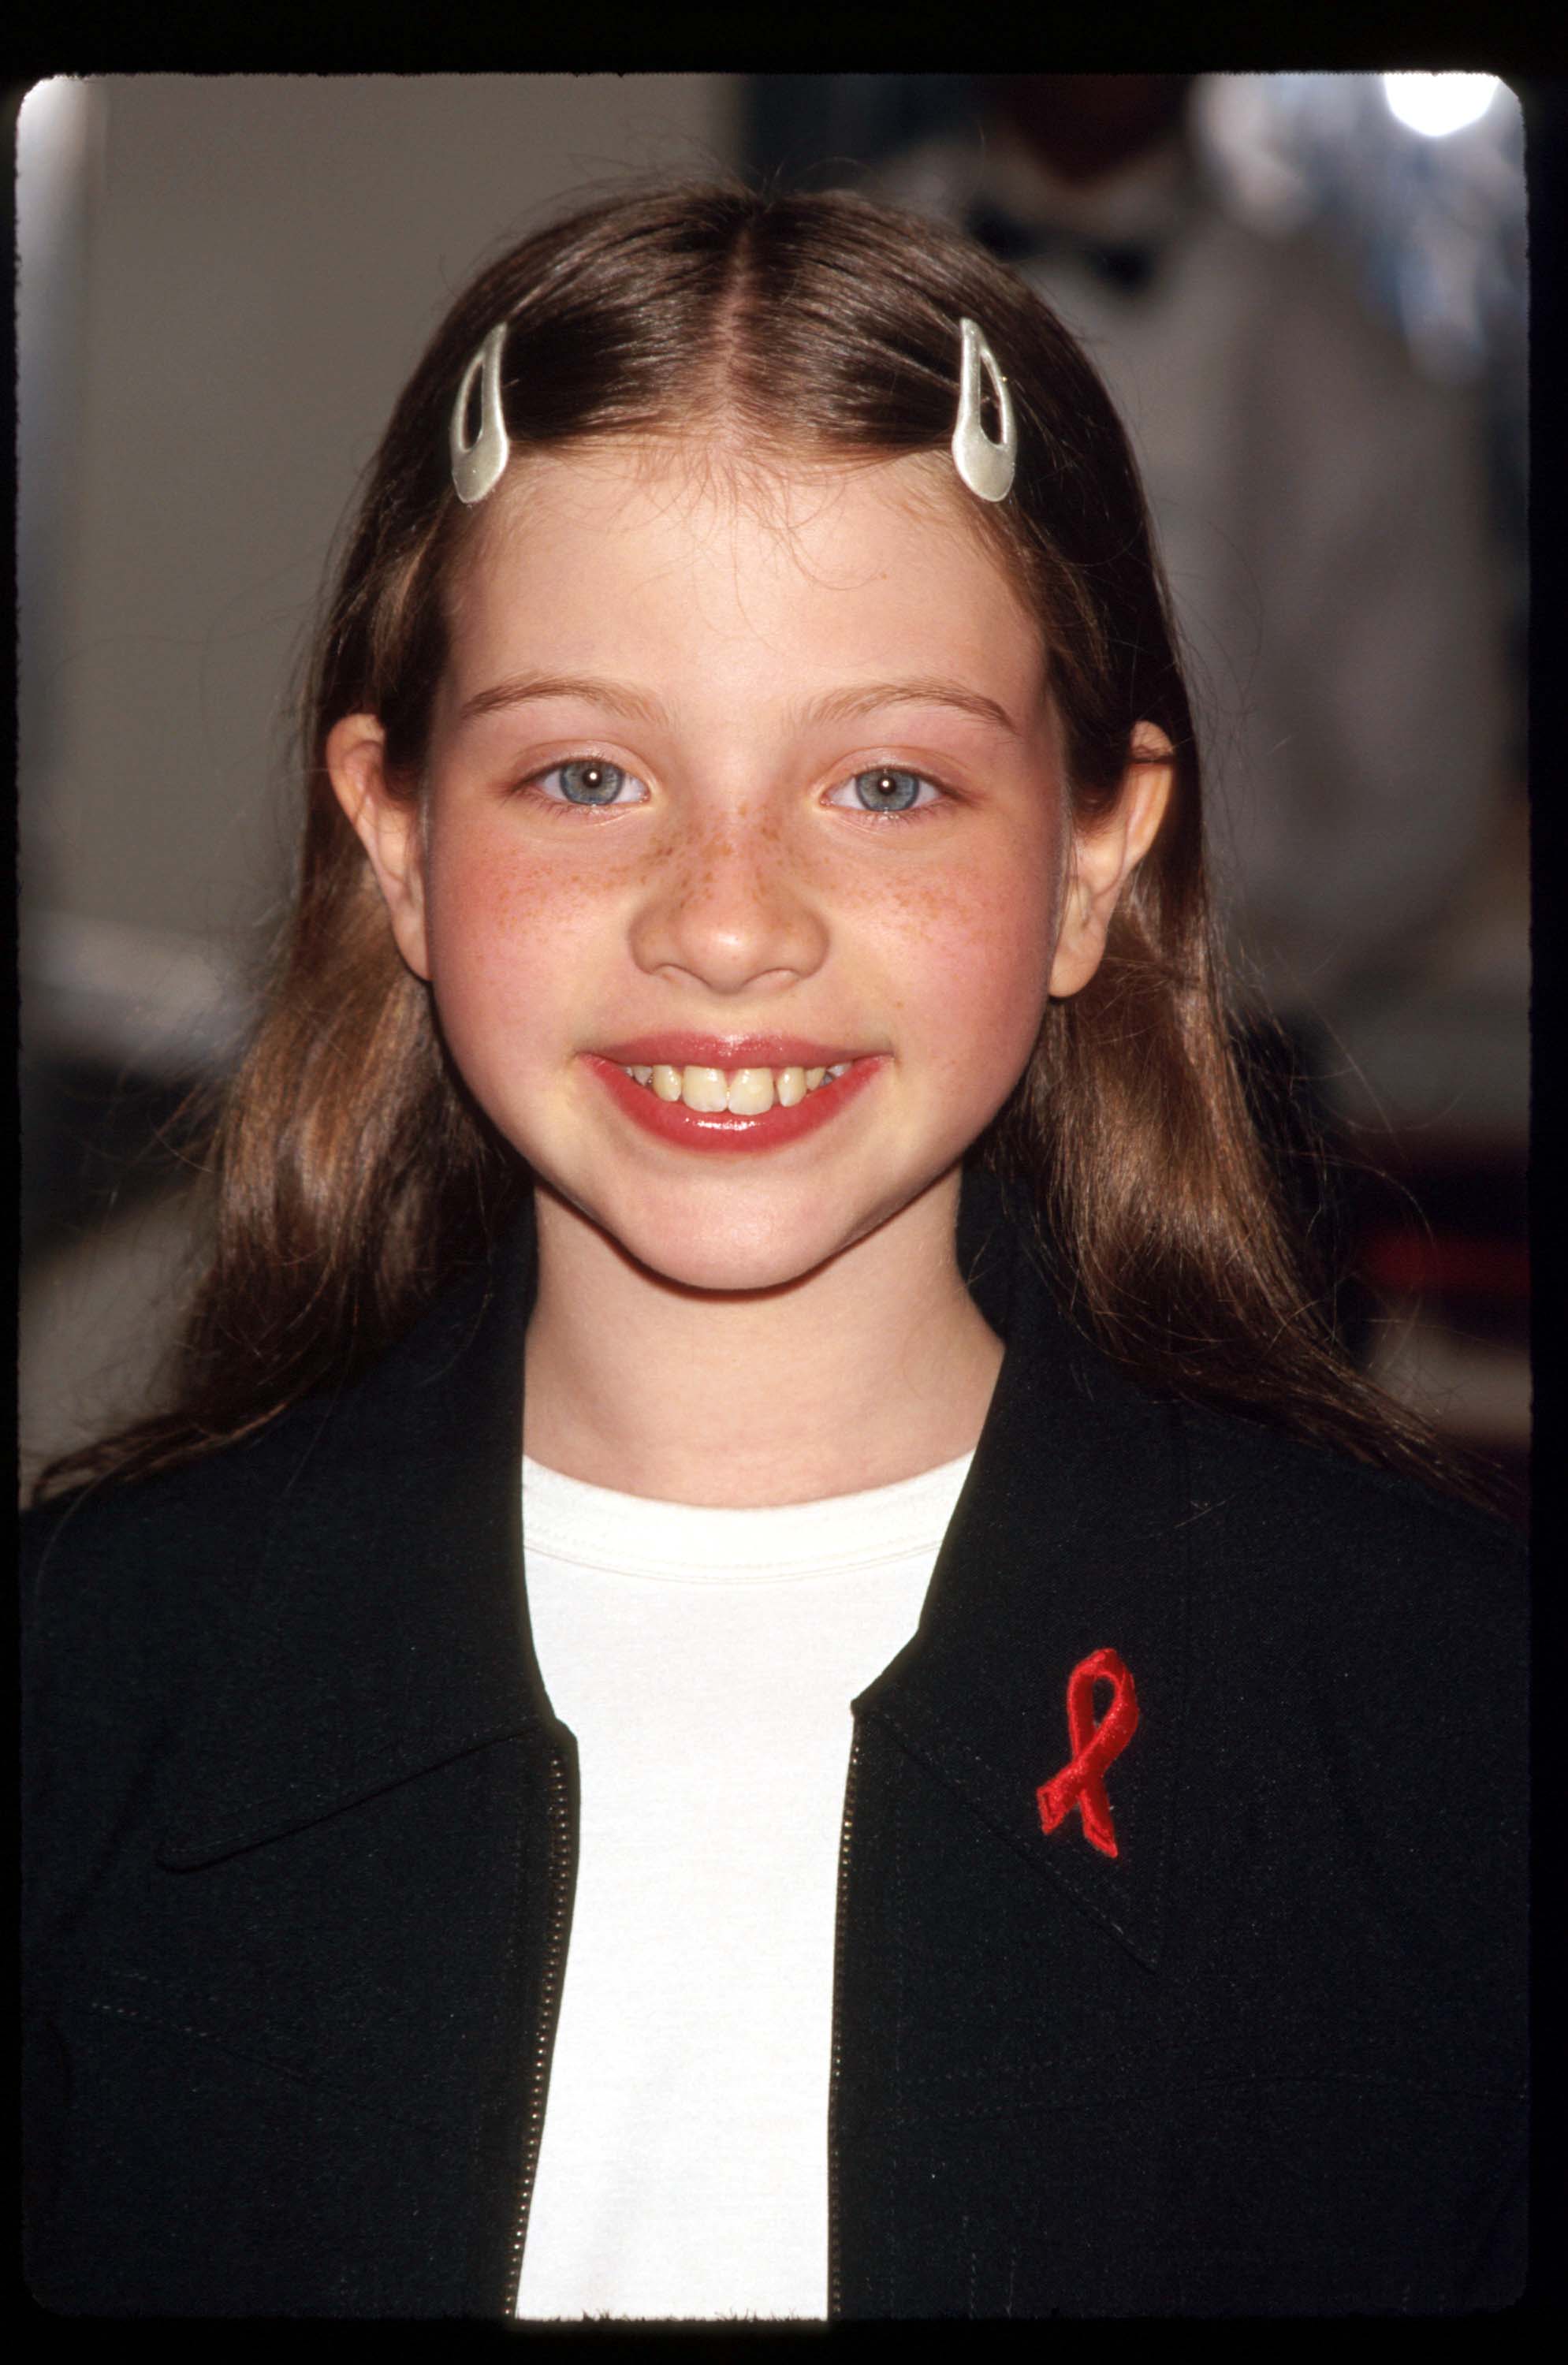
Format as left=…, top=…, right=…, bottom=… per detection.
left=621, top=1063, right=850, bottom=1112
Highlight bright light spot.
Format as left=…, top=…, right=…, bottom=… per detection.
left=1382, top=73, right=1499, bottom=139
left=19, top=76, right=84, bottom=147
left=17, top=76, right=94, bottom=196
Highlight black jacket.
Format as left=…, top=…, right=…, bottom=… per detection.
left=21, top=1168, right=1528, bottom=2317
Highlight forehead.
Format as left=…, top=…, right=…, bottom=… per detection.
left=443, top=437, right=1047, bottom=700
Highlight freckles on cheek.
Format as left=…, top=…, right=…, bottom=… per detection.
left=883, top=859, right=1056, bottom=1066
left=426, top=850, right=583, bottom=1030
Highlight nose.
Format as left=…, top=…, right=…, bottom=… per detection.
left=628, top=813, right=830, bottom=997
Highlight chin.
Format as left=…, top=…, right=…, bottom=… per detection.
left=620, top=1221, right=861, bottom=1298
left=604, top=1190, right=907, bottom=1298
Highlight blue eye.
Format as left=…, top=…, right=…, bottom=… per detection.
left=839, top=767, right=940, bottom=818
left=539, top=758, right=637, bottom=806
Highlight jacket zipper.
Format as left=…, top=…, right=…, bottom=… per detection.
left=826, top=1722, right=862, bottom=2324
left=503, top=1730, right=853, bottom=2319
left=501, top=1744, right=575, bottom=2318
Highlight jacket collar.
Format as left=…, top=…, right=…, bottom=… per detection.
left=856, top=1167, right=1191, bottom=1970
left=162, top=1168, right=1190, bottom=1969
left=159, top=1216, right=550, bottom=1871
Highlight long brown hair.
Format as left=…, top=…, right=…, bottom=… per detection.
left=30, top=178, right=1503, bottom=1514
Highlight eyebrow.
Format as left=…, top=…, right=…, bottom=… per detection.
left=457, top=672, right=669, bottom=728
left=456, top=671, right=1020, bottom=736
left=804, top=677, right=1020, bottom=736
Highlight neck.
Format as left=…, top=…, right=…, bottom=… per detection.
left=521, top=1170, right=1004, bottom=1507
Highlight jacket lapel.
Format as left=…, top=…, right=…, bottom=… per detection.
left=160, top=1207, right=554, bottom=1871
left=849, top=1167, right=1190, bottom=1972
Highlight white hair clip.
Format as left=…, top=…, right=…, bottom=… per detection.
left=450, top=312, right=1016, bottom=508
left=449, top=322, right=511, bottom=505
left=951, top=318, right=1015, bottom=502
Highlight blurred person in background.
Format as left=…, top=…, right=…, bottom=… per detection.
left=873, top=75, right=1515, bottom=1353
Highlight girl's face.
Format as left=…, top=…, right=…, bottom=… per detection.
left=334, top=439, right=1154, bottom=1294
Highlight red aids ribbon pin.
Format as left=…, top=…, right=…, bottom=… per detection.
left=1036, top=1648, right=1139, bottom=1858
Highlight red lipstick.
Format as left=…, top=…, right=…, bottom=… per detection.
left=581, top=1052, right=884, bottom=1153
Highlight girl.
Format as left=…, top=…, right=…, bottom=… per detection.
left=21, top=182, right=1526, bottom=2321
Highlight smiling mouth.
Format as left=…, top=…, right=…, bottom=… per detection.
left=614, top=1060, right=851, bottom=1114
left=583, top=1050, right=883, bottom=1149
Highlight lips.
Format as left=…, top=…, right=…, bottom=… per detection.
left=584, top=1052, right=882, bottom=1153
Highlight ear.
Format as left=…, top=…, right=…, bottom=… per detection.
left=1048, top=722, right=1175, bottom=999
left=325, top=713, right=431, bottom=981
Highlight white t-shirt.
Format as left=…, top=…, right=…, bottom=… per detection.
left=512, top=1446, right=975, bottom=2324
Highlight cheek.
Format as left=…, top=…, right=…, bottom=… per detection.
left=420, top=827, right=590, bottom=1060
left=872, top=837, right=1060, bottom=1086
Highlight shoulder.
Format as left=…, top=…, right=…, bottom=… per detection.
left=19, top=1394, right=340, bottom=1671
left=1171, top=1398, right=1525, bottom=1662
left=17, top=1235, right=512, bottom=1659
left=1173, top=1396, right=1524, bottom=1584
left=1166, top=1400, right=1525, bottom=1953
left=1169, top=1399, right=1525, bottom=1781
